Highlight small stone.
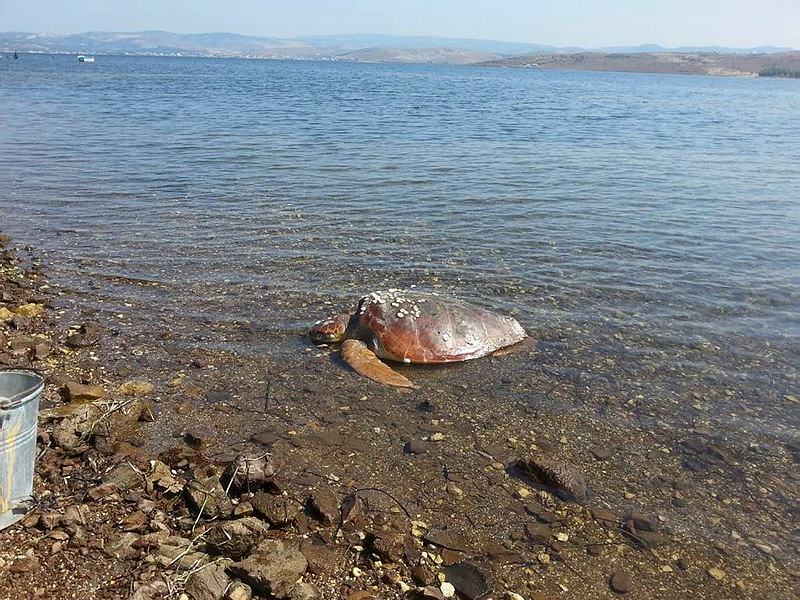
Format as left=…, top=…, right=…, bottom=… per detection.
left=516, top=487, right=532, bottom=499
left=708, top=568, right=725, bottom=581
left=8, top=555, right=40, bottom=573
left=205, top=517, right=269, bottom=559
left=591, top=507, right=617, bottom=526
left=624, top=512, right=658, bottom=532
left=589, top=446, right=613, bottom=461
left=104, top=462, right=142, bottom=492
left=14, top=303, right=44, bottom=317
left=229, top=539, right=308, bottom=599
left=421, top=586, right=445, bottom=600
left=221, top=454, right=276, bottom=495
left=184, top=477, right=234, bottom=519
left=443, top=562, right=491, bottom=600
left=441, top=582, right=456, bottom=598
left=610, top=572, right=631, bottom=594
left=251, top=430, right=279, bottom=446
left=33, top=342, right=52, bottom=359
left=225, top=582, right=252, bottom=600
left=536, top=552, right=550, bottom=565
left=289, top=582, right=321, bottom=600
left=306, top=488, right=339, bottom=526
left=430, top=432, right=445, bottom=442
left=252, top=492, right=300, bottom=528
left=63, top=381, right=106, bottom=402
left=185, top=563, right=230, bottom=600
left=404, top=439, right=431, bottom=454
left=411, top=564, right=436, bottom=586
left=516, top=454, right=587, bottom=502
left=184, top=426, right=216, bottom=449
left=447, top=483, right=464, bottom=498
left=118, top=380, right=155, bottom=396
left=505, top=593, right=526, bottom=600
left=346, top=592, right=373, bottom=600
left=352, top=566, right=363, bottom=577
left=587, top=544, right=603, bottom=556
left=300, top=538, right=340, bottom=576
left=65, top=322, right=100, bottom=347
left=155, top=541, right=210, bottom=569
left=555, top=532, right=568, bottom=542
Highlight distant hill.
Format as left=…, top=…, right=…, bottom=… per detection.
left=0, top=31, right=797, bottom=68
left=290, top=33, right=567, bottom=55
left=595, top=43, right=795, bottom=54
left=0, top=31, right=313, bottom=58
left=479, top=51, right=800, bottom=77
left=335, top=46, right=501, bottom=65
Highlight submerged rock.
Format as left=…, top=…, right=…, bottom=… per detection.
left=515, top=454, right=587, bottom=502
left=65, top=322, right=101, bottom=348
left=442, top=562, right=491, bottom=600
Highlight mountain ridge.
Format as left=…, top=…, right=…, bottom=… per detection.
left=1, top=30, right=795, bottom=62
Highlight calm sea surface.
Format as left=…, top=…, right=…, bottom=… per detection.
left=0, top=54, right=798, bottom=437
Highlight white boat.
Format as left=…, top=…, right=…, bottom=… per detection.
left=77, top=55, right=95, bottom=63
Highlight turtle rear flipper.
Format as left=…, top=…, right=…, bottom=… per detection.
left=341, top=339, right=415, bottom=388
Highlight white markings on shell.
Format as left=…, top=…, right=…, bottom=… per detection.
left=362, top=288, right=430, bottom=322
left=403, top=357, right=411, bottom=363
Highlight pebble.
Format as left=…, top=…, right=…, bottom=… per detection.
left=118, top=380, right=155, bottom=396
left=441, top=582, right=456, bottom=598
left=589, top=446, right=613, bottom=461
left=446, top=483, right=465, bottom=498
left=708, top=567, right=725, bottom=580
left=405, top=440, right=430, bottom=455
left=430, top=432, right=445, bottom=442
left=609, top=572, right=631, bottom=594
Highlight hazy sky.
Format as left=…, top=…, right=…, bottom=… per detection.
left=1, top=0, right=799, bottom=48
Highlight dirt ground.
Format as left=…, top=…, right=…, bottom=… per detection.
left=0, top=234, right=798, bottom=600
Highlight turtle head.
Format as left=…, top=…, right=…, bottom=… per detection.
left=309, top=312, right=351, bottom=344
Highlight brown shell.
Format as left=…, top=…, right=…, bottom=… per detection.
left=348, top=290, right=527, bottom=364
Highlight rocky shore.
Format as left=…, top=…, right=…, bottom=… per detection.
left=0, top=233, right=797, bottom=600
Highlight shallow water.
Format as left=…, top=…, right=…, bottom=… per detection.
left=0, top=54, right=798, bottom=442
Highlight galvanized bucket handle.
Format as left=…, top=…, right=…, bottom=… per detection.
left=0, top=369, right=45, bottom=411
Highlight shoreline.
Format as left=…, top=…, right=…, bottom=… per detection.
left=4, top=50, right=800, bottom=79
left=0, top=232, right=797, bottom=599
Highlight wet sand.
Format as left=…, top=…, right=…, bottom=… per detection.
left=0, top=235, right=798, bottom=599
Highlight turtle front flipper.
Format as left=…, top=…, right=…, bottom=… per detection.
left=340, top=339, right=415, bottom=389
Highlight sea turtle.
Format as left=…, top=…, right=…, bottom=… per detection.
left=309, top=289, right=528, bottom=388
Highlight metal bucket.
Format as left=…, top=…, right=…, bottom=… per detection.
left=0, top=370, right=44, bottom=529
